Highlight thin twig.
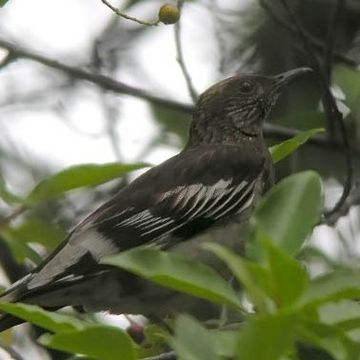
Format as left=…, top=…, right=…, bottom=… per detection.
left=0, top=38, right=192, bottom=114
left=100, top=0, right=159, bottom=26
left=279, top=0, right=354, bottom=220
left=174, top=0, right=198, bottom=102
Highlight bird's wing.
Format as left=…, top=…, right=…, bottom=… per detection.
left=2, top=145, right=271, bottom=300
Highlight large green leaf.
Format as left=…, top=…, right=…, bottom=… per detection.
left=262, top=239, right=309, bottom=309
left=269, top=128, right=324, bottom=163
left=298, top=320, right=359, bottom=360
left=204, top=243, right=270, bottom=313
left=26, top=162, right=148, bottom=204
left=103, top=247, right=242, bottom=309
left=253, top=171, right=322, bottom=255
left=40, top=325, right=135, bottom=360
left=0, top=303, right=85, bottom=333
left=212, top=330, right=237, bottom=358
left=170, top=315, right=220, bottom=360
left=236, top=313, right=296, bottom=360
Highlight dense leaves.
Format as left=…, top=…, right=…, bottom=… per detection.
left=253, top=171, right=322, bottom=256
left=1, top=155, right=360, bottom=360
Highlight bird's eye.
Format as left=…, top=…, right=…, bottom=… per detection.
left=239, top=81, right=255, bottom=94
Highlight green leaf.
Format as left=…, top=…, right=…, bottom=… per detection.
left=1, top=235, right=42, bottom=264
left=318, top=300, right=360, bottom=342
left=298, top=320, right=359, bottom=360
left=254, top=171, right=322, bottom=256
left=40, top=325, right=135, bottom=360
left=170, top=315, right=220, bottom=360
left=0, top=175, right=23, bottom=204
left=236, top=313, right=296, bottom=360
left=26, top=162, right=148, bottom=204
left=0, top=0, right=9, bottom=7
left=262, top=239, right=309, bottom=308
left=212, top=330, right=237, bottom=358
left=0, top=303, right=85, bottom=333
left=4, top=218, right=65, bottom=249
left=103, top=247, right=242, bottom=309
left=298, top=271, right=360, bottom=308
left=204, top=243, right=269, bottom=314
left=269, top=128, right=324, bottom=163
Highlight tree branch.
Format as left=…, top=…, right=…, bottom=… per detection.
left=279, top=0, right=354, bottom=221
left=174, top=0, right=198, bottom=102
left=100, top=0, right=159, bottom=26
left=0, top=38, right=358, bottom=160
left=259, top=0, right=357, bottom=68
left=0, top=38, right=192, bottom=114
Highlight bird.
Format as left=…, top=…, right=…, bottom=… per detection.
left=0, top=67, right=311, bottom=331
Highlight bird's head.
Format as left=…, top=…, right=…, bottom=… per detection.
left=188, top=68, right=312, bottom=146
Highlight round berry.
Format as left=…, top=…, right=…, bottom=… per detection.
left=158, top=4, right=180, bottom=25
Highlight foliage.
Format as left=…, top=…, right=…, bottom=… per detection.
left=2, top=133, right=360, bottom=360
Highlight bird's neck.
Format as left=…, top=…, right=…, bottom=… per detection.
left=185, top=114, right=266, bottom=151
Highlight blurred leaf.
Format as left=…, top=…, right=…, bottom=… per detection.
left=150, top=104, right=190, bottom=145
left=253, top=171, right=322, bottom=256
left=0, top=303, right=85, bottom=333
left=204, top=243, right=269, bottom=313
left=170, top=315, right=220, bottom=360
left=298, top=320, right=359, bottom=360
left=40, top=325, right=135, bottom=360
left=297, top=246, right=340, bottom=269
left=334, top=65, right=360, bottom=119
left=4, top=218, right=65, bottom=249
left=212, top=330, right=237, bottom=358
left=26, top=162, right=148, bottom=204
left=0, top=175, right=23, bottom=204
left=0, top=0, right=9, bottom=7
left=269, top=128, right=324, bottom=163
left=318, top=300, right=360, bottom=342
left=103, top=247, right=242, bottom=309
left=236, top=313, right=296, bottom=360
left=262, top=238, right=309, bottom=308
left=298, top=271, right=360, bottom=308
left=1, top=234, right=42, bottom=265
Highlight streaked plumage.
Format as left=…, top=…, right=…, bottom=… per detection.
left=0, top=68, right=311, bottom=330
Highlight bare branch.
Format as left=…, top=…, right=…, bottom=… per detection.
left=100, top=0, right=159, bottom=26
left=279, top=0, right=354, bottom=222
left=0, top=38, right=192, bottom=114
left=174, top=0, right=198, bottom=102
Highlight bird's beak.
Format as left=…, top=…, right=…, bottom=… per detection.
left=271, top=67, right=313, bottom=92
